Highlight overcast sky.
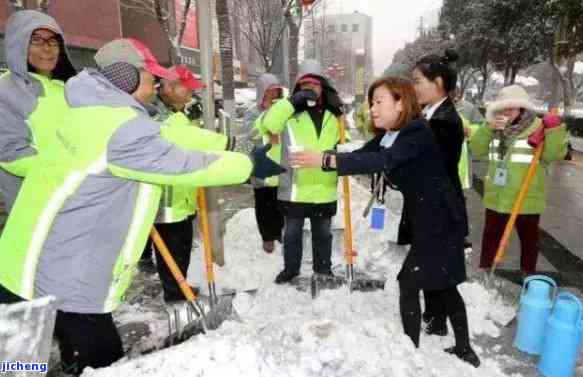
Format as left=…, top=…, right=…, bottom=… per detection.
left=320, top=0, right=443, bottom=76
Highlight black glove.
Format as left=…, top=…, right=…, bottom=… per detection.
left=290, top=89, right=318, bottom=112
left=250, top=144, right=286, bottom=180
left=324, top=88, right=344, bottom=116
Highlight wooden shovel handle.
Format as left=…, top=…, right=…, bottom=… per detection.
left=338, top=116, right=355, bottom=266
left=493, top=143, right=544, bottom=266
left=150, top=227, right=197, bottom=301
left=196, top=188, right=215, bottom=284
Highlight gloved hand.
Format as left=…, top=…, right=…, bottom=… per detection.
left=542, top=113, right=561, bottom=129
left=250, top=144, right=286, bottom=179
left=324, top=87, right=344, bottom=116
left=290, top=89, right=318, bottom=112
left=528, top=113, right=562, bottom=148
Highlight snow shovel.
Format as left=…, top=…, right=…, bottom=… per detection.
left=150, top=227, right=207, bottom=346
left=483, top=141, right=545, bottom=328
left=310, top=115, right=386, bottom=298
left=486, top=142, right=544, bottom=285
left=195, top=188, right=243, bottom=328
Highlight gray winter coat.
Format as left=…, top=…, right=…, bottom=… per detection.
left=0, top=10, right=75, bottom=212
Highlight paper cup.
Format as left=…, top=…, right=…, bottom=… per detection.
left=288, top=145, right=304, bottom=168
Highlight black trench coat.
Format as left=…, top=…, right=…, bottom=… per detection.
left=336, top=120, right=467, bottom=290
left=398, top=98, right=467, bottom=245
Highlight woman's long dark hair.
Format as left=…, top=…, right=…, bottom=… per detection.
left=414, top=49, right=458, bottom=96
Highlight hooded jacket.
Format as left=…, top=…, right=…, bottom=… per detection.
left=244, top=74, right=282, bottom=188
left=242, top=74, right=282, bottom=145
left=0, top=10, right=76, bottom=212
left=471, top=98, right=567, bottom=215
left=0, top=69, right=252, bottom=313
left=259, top=60, right=342, bottom=217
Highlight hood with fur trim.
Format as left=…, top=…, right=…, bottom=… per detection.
left=486, top=85, right=535, bottom=122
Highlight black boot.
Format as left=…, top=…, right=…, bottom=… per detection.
left=444, top=346, right=481, bottom=368
left=275, top=270, right=299, bottom=284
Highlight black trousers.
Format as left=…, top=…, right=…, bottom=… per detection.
left=283, top=215, right=332, bottom=274
left=399, top=280, right=471, bottom=350
left=0, top=284, right=123, bottom=376
left=151, top=217, right=195, bottom=302
left=253, top=187, right=284, bottom=242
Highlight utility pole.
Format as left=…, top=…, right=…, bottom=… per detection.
left=197, top=0, right=226, bottom=266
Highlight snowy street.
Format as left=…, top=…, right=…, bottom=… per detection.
left=72, top=178, right=569, bottom=377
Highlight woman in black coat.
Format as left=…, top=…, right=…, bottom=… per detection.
left=412, top=50, right=469, bottom=337
left=290, top=77, right=480, bottom=367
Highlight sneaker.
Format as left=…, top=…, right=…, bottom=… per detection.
left=262, top=241, right=275, bottom=254
left=424, top=317, right=448, bottom=336
left=138, top=259, right=157, bottom=274
left=275, top=270, right=299, bottom=284
left=444, top=346, right=481, bottom=368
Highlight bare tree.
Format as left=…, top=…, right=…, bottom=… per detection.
left=120, top=0, right=193, bottom=65
left=233, top=0, right=288, bottom=72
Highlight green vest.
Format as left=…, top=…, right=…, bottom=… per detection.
left=261, top=99, right=339, bottom=204
left=0, top=73, right=67, bottom=176
left=253, top=111, right=282, bottom=187
left=0, top=107, right=149, bottom=303
left=469, top=119, right=567, bottom=214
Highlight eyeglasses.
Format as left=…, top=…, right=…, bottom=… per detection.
left=30, top=35, right=60, bottom=48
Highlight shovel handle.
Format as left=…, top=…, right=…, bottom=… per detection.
left=197, top=188, right=216, bottom=284
left=338, top=116, right=355, bottom=266
left=492, top=143, right=544, bottom=268
left=150, top=226, right=197, bottom=301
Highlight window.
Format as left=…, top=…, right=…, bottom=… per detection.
left=352, top=24, right=359, bottom=32
left=341, top=24, right=348, bottom=32
left=327, top=24, right=336, bottom=33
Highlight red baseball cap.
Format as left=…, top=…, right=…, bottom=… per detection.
left=170, top=65, right=205, bottom=90
left=297, top=75, right=322, bottom=86
left=95, top=38, right=178, bottom=81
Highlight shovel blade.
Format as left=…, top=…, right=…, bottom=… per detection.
left=302, top=273, right=386, bottom=298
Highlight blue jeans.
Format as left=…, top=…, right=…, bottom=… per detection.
left=283, top=216, right=332, bottom=274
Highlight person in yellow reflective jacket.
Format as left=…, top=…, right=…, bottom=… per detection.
left=244, top=73, right=285, bottom=254
left=470, top=85, right=567, bottom=276
left=258, top=60, right=344, bottom=284
left=139, top=65, right=233, bottom=301
left=0, top=39, right=282, bottom=374
left=0, top=10, right=76, bottom=214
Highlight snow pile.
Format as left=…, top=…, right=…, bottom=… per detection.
left=82, top=183, right=518, bottom=377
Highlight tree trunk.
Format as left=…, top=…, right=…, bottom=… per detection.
left=215, top=0, right=235, bottom=115
left=510, top=65, right=519, bottom=85
left=284, top=0, right=302, bottom=87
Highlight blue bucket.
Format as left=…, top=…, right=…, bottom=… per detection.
left=514, top=275, right=557, bottom=355
left=538, top=292, right=583, bottom=377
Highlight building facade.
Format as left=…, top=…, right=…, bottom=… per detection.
left=303, top=11, right=373, bottom=98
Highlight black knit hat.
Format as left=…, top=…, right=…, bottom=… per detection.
left=98, top=62, right=140, bottom=94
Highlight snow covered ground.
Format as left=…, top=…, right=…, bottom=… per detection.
left=83, top=183, right=522, bottom=377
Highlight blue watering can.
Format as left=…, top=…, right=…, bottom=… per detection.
left=538, top=291, right=583, bottom=377
left=514, top=275, right=557, bottom=355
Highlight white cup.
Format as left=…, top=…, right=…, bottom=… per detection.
left=288, top=145, right=304, bottom=168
